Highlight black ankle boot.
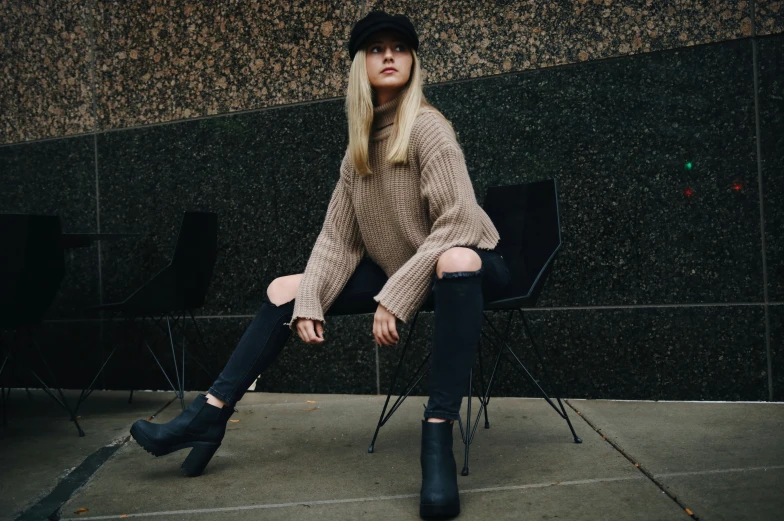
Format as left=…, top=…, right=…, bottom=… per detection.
left=420, top=420, right=460, bottom=519
left=130, top=394, right=234, bottom=477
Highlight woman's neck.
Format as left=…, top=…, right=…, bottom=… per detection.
left=374, top=88, right=402, bottom=107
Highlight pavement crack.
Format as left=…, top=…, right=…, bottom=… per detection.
left=565, top=400, right=699, bottom=520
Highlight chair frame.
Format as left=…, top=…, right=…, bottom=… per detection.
left=367, top=179, right=582, bottom=475
left=76, top=308, right=216, bottom=414
left=1, top=327, right=85, bottom=436
left=0, top=214, right=84, bottom=436
left=78, top=212, right=218, bottom=413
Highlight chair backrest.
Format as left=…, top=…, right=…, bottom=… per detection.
left=482, top=180, right=562, bottom=302
left=170, top=211, right=218, bottom=309
left=0, top=214, right=65, bottom=328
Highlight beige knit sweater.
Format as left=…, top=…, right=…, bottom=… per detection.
left=289, top=94, right=500, bottom=331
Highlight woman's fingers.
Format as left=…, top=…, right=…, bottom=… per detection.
left=315, top=321, right=324, bottom=340
left=374, top=318, right=397, bottom=346
left=298, top=319, right=323, bottom=344
left=382, top=321, right=394, bottom=345
left=390, top=320, right=399, bottom=343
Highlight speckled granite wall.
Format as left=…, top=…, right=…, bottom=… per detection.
left=0, top=0, right=95, bottom=142
left=4, top=1, right=784, bottom=143
left=2, top=2, right=783, bottom=401
left=758, top=0, right=784, bottom=35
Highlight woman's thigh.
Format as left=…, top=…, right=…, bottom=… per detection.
left=426, top=246, right=511, bottom=305
left=327, top=247, right=512, bottom=317
left=471, top=247, right=512, bottom=301
left=326, top=256, right=388, bottom=317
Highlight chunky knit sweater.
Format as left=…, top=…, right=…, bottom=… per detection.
left=289, top=94, right=500, bottom=331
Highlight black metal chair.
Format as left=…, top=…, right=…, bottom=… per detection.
left=80, top=212, right=219, bottom=412
left=0, top=214, right=84, bottom=436
left=366, top=179, right=582, bottom=475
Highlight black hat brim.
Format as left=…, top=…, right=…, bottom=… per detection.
left=350, top=22, right=418, bottom=59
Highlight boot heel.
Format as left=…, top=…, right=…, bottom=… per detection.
left=181, top=444, right=219, bottom=477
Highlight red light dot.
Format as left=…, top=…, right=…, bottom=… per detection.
left=733, top=183, right=742, bottom=191
left=684, top=188, right=694, bottom=197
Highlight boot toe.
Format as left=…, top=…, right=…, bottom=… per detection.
left=420, top=501, right=460, bottom=519
left=130, top=420, right=169, bottom=456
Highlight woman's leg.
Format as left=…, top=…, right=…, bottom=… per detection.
left=419, top=248, right=483, bottom=519
left=419, top=246, right=510, bottom=519
left=425, top=246, right=510, bottom=420
left=129, top=274, right=301, bottom=477
left=206, top=274, right=301, bottom=408
left=425, top=248, right=485, bottom=422
left=130, top=257, right=388, bottom=477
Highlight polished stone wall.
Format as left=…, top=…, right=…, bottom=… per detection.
left=3, top=0, right=776, bottom=143
left=1, top=1, right=782, bottom=401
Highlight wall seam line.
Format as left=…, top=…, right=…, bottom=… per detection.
left=749, top=0, right=773, bottom=401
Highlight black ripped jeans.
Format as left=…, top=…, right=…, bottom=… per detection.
left=208, top=246, right=511, bottom=421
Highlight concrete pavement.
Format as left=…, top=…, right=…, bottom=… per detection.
left=2, top=391, right=782, bottom=520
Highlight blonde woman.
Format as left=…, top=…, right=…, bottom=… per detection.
left=131, top=11, right=510, bottom=520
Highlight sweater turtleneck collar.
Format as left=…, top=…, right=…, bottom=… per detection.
left=371, top=93, right=402, bottom=139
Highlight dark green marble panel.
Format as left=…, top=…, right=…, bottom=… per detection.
left=97, top=99, right=348, bottom=315
left=0, top=136, right=99, bottom=319
left=759, top=34, right=784, bottom=301
left=377, top=305, right=768, bottom=403
left=423, top=37, right=761, bottom=307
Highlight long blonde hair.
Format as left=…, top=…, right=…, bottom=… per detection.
left=345, top=47, right=454, bottom=177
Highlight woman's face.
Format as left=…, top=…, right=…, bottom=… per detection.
left=365, top=30, right=413, bottom=97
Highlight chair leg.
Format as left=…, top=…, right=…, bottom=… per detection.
left=368, top=312, right=424, bottom=454
left=16, top=328, right=85, bottom=437
left=482, top=310, right=581, bottom=444
left=128, top=318, right=144, bottom=404
left=150, top=310, right=216, bottom=405
left=165, top=314, right=185, bottom=409
left=76, top=311, right=124, bottom=414
left=141, top=318, right=183, bottom=406
left=476, top=343, right=490, bottom=429
left=517, top=310, right=581, bottom=444
left=461, top=368, right=473, bottom=476
left=187, top=310, right=218, bottom=382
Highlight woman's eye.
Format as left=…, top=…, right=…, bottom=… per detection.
left=370, top=44, right=406, bottom=52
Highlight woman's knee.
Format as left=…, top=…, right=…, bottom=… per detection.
left=435, top=248, right=482, bottom=279
left=266, top=274, right=303, bottom=306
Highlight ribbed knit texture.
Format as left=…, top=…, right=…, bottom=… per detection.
left=289, top=94, right=500, bottom=330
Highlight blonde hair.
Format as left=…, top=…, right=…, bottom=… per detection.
left=345, top=47, right=454, bottom=177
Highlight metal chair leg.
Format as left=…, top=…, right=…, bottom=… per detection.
left=165, top=315, right=185, bottom=409
left=481, top=310, right=582, bottom=444
left=368, top=312, right=422, bottom=453
left=76, top=312, right=126, bottom=414
left=517, top=310, right=581, bottom=443
left=461, top=368, right=473, bottom=476
left=128, top=318, right=144, bottom=404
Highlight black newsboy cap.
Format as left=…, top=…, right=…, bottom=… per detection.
left=348, top=11, right=419, bottom=60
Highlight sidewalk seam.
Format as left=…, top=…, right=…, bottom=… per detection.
left=566, top=400, right=699, bottom=520
left=14, top=396, right=178, bottom=521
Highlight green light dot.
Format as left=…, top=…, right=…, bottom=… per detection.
left=685, top=162, right=693, bottom=170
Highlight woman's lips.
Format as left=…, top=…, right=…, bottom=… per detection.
left=382, top=68, right=397, bottom=74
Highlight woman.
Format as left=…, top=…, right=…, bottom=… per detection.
left=130, top=11, right=510, bottom=520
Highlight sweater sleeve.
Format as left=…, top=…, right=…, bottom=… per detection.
left=289, top=153, right=365, bottom=331
left=372, top=143, right=485, bottom=322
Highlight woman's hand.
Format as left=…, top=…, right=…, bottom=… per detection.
left=373, top=304, right=400, bottom=346
left=296, top=318, right=324, bottom=344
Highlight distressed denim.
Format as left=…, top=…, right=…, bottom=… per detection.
left=208, top=246, right=511, bottom=414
